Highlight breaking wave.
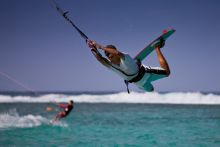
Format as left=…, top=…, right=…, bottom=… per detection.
left=0, top=92, right=220, bottom=105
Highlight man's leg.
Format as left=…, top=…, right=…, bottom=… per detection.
left=155, top=46, right=170, bottom=76
left=51, top=112, right=65, bottom=123
left=51, top=114, right=60, bottom=123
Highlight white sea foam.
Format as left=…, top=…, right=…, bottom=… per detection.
left=0, top=109, right=67, bottom=129
left=0, top=92, right=220, bottom=105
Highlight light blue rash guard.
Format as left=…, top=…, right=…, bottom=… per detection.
left=107, top=53, right=167, bottom=92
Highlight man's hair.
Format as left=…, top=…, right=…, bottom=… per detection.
left=70, top=100, right=74, bottom=104
left=105, top=45, right=117, bottom=50
left=105, top=45, right=117, bottom=56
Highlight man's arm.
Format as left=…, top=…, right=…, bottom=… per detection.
left=58, top=103, right=67, bottom=108
left=90, top=48, right=111, bottom=68
left=87, top=40, right=111, bottom=68
left=94, top=43, right=124, bottom=59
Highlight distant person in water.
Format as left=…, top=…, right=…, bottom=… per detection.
left=51, top=100, right=74, bottom=123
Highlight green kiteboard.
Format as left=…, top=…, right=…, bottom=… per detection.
left=134, top=29, right=175, bottom=61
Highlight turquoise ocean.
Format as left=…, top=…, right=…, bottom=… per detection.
left=0, top=92, right=220, bottom=147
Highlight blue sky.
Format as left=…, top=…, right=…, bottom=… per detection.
left=0, top=0, right=220, bottom=92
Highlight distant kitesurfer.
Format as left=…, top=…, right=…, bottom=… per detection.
left=51, top=100, right=74, bottom=123
left=88, top=40, right=170, bottom=93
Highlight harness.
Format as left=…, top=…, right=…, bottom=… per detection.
left=91, top=49, right=146, bottom=94
left=124, top=59, right=146, bottom=93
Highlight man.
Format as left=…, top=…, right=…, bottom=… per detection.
left=88, top=39, right=170, bottom=92
left=51, top=100, right=74, bottom=123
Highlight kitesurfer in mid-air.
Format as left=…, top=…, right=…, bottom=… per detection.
left=88, top=40, right=170, bottom=93
left=51, top=100, right=74, bottom=123
left=49, top=0, right=173, bottom=93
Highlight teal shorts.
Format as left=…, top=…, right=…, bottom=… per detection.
left=136, top=66, right=168, bottom=92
